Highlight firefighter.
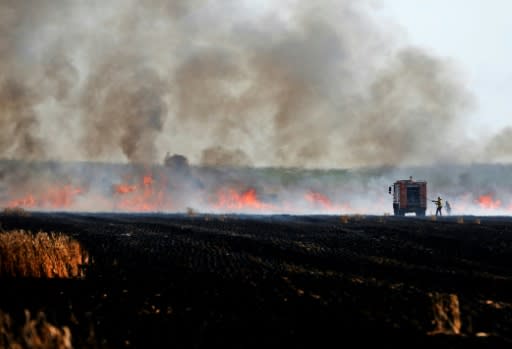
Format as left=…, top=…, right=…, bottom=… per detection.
left=445, top=201, right=452, bottom=215
left=432, top=196, right=443, bottom=216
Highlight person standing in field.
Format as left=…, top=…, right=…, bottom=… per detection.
left=445, top=201, right=452, bottom=215
left=432, top=196, right=443, bottom=216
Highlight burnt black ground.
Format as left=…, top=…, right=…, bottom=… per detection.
left=1, top=212, right=512, bottom=348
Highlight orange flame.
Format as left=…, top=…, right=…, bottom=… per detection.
left=476, top=194, right=501, bottom=209
left=7, top=185, right=83, bottom=209
left=114, top=173, right=169, bottom=212
left=305, top=191, right=333, bottom=209
left=114, top=184, right=137, bottom=194
left=215, top=188, right=273, bottom=211
left=1, top=171, right=406, bottom=214
left=143, top=175, right=153, bottom=186
left=7, top=194, right=37, bottom=208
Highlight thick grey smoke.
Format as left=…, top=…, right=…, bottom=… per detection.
left=345, top=48, right=473, bottom=166
left=81, top=61, right=167, bottom=163
left=201, top=146, right=252, bottom=167
left=484, top=127, right=512, bottom=163
left=0, top=0, right=497, bottom=168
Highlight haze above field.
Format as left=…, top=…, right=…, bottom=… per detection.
left=1, top=159, right=511, bottom=216
left=1, top=0, right=511, bottom=169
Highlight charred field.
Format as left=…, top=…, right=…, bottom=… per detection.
left=1, top=212, right=512, bottom=348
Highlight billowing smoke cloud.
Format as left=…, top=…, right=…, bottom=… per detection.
left=81, top=61, right=167, bottom=163
left=0, top=79, right=43, bottom=158
left=201, top=146, right=252, bottom=167
left=0, top=0, right=503, bottom=168
left=484, top=127, right=512, bottom=163
left=345, top=48, right=473, bottom=166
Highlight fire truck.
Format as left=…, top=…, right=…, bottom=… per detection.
left=388, top=176, right=427, bottom=216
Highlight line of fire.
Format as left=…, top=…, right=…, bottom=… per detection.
left=0, top=155, right=509, bottom=215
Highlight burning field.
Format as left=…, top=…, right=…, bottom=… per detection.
left=2, top=1, right=512, bottom=347
left=1, top=212, right=512, bottom=348
left=2, top=159, right=512, bottom=216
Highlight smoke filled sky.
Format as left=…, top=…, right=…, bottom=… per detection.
left=374, top=0, right=512, bottom=137
left=1, top=0, right=511, bottom=168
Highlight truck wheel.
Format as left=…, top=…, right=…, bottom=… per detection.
left=416, top=209, right=426, bottom=217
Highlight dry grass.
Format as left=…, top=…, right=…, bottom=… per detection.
left=186, top=207, right=197, bottom=217
left=0, top=309, right=72, bottom=349
left=0, top=230, right=89, bottom=278
left=2, top=207, right=31, bottom=217
left=428, top=292, right=462, bottom=336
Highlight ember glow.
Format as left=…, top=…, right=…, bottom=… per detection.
left=7, top=185, right=83, bottom=210
left=214, top=188, right=274, bottom=212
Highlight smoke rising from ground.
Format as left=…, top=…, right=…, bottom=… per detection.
left=2, top=159, right=512, bottom=216
left=0, top=0, right=508, bottom=168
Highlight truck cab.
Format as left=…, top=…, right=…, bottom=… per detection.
left=388, top=176, right=427, bottom=216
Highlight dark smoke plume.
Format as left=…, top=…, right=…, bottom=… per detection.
left=0, top=0, right=483, bottom=168
left=81, top=61, right=166, bottom=164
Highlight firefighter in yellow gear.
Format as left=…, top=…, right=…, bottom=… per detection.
left=432, top=196, right=443, bottom=216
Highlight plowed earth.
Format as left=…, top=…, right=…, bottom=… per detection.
left=1, top=212, right=512, bottom=348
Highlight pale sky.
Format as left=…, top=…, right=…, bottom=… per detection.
left=373, top=0, right=512, bottom=137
